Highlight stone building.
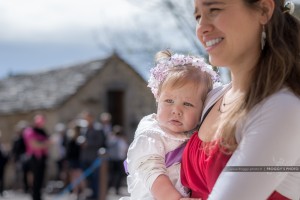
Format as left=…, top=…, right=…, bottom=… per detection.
left=0, top=53, right=156, bottom=146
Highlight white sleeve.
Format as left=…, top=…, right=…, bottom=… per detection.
left=127, top=132, right=166, bottom=191
left=208, top=91, right=300, bottom=200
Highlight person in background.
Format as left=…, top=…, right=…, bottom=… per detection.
left=50, top=123, right=67, bottom=181
left=180, top=0, right=300, bottom=199
left=0, top=131, right=9, bottom=196
left=99, top=112, right=113, bottom=138
left=79, top=111, right=106, bottom=200
left=65, top=121, right=84, bottom=197
left=11, top=120, right=29, bottom=192
left=24, top=114, right=50, bottom=200
left=107, top=125, right=128, bottom=195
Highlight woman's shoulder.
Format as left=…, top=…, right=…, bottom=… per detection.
left=240, top=87, right=300, bottom=124
left=267, top=87, right=300, bottom=104
left=201, top=83, right=231, bottom=118
left=252, top=87, right=300, bottom=114
left=208, top=83, right=231, bottom=98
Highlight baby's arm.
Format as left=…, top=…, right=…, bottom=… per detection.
left=128, top=114, right=190, bottom=199
left=127, top=133, right=179, bottom=199
left=128, top=133, right=187, bottom=199
left=151, top=174, right=182, bottom=200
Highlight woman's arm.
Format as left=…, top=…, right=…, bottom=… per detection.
left=209, top=91, right=300, bottom=200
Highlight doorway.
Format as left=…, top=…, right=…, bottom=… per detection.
left=107, top=90, right=124, bottom=126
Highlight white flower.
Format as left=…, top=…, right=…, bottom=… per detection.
left=148, top=53, right=221, bottom=98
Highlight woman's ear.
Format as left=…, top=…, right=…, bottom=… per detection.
left=259, top=0, right=275, bottom=24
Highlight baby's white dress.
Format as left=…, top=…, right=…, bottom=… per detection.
left=120, top=113, right=190, bottom=200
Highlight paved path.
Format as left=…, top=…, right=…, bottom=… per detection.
left=0, top=187, right=128, bottom=200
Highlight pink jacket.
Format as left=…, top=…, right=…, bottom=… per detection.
left=23, top=127, right=48, bottom=158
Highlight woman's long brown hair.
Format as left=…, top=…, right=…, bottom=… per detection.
left=217, top=0, right=300, bottom=153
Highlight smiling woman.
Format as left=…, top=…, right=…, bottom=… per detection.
left=180, top=0, right=300, bottom=199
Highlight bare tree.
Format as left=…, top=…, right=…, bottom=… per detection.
left=125, top=0, right=206, bottom=56
left=93, top=0, right=231, bottom=81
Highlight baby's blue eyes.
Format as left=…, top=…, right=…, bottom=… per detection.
left=165, top=99, right=174, bottom=103
left=164, top=99, right=194, bottom=107
left=183, top=102, right=194, bottom=107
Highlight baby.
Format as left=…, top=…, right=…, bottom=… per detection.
left=121, top=50, right=220, bottom=200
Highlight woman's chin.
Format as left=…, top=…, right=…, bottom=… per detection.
left=208, top=57, right=223, bottom=67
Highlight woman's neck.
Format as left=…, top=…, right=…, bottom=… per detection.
left=229, top=60, right=256, bottom=93
left=230, top=73, right=249, bottom=93
left=227, top=49, right=259, bottom=93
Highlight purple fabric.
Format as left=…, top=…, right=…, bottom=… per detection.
left=165, top=142, right=187, bottom=168
left=124, top=160, right=129, bottom=174
left=123, top=142, right=187, bottom=174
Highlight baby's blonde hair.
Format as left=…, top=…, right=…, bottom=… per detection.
left=155, top=50, right=213, bottom=101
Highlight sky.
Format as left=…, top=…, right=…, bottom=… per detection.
left=0, top=0, right=299, bottom=79
left=0, top=0, right=143, bottom=78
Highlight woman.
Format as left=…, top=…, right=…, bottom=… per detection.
left=23, top=114, right=50, bottom=200
left=180, top=0, right=300, bottom=199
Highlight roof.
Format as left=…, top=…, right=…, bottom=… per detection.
left=0, top=57, right=109, bottom=114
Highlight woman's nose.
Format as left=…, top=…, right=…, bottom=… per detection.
left=196, top=15, right=213, bottom=36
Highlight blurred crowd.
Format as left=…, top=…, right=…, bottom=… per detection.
left=0, top=111, right=129, bottom=200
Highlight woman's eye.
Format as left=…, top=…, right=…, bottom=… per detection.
left=184, top=102, right=194, bottom=107
left=195, top=15, right=201, bottom=23
left=210, top=8, right=221, bottom=14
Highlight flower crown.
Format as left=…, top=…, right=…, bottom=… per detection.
left=148, top=53, right=221, bottom=99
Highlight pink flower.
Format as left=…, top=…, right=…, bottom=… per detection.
left=148, top=53, right=221, bottom=99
